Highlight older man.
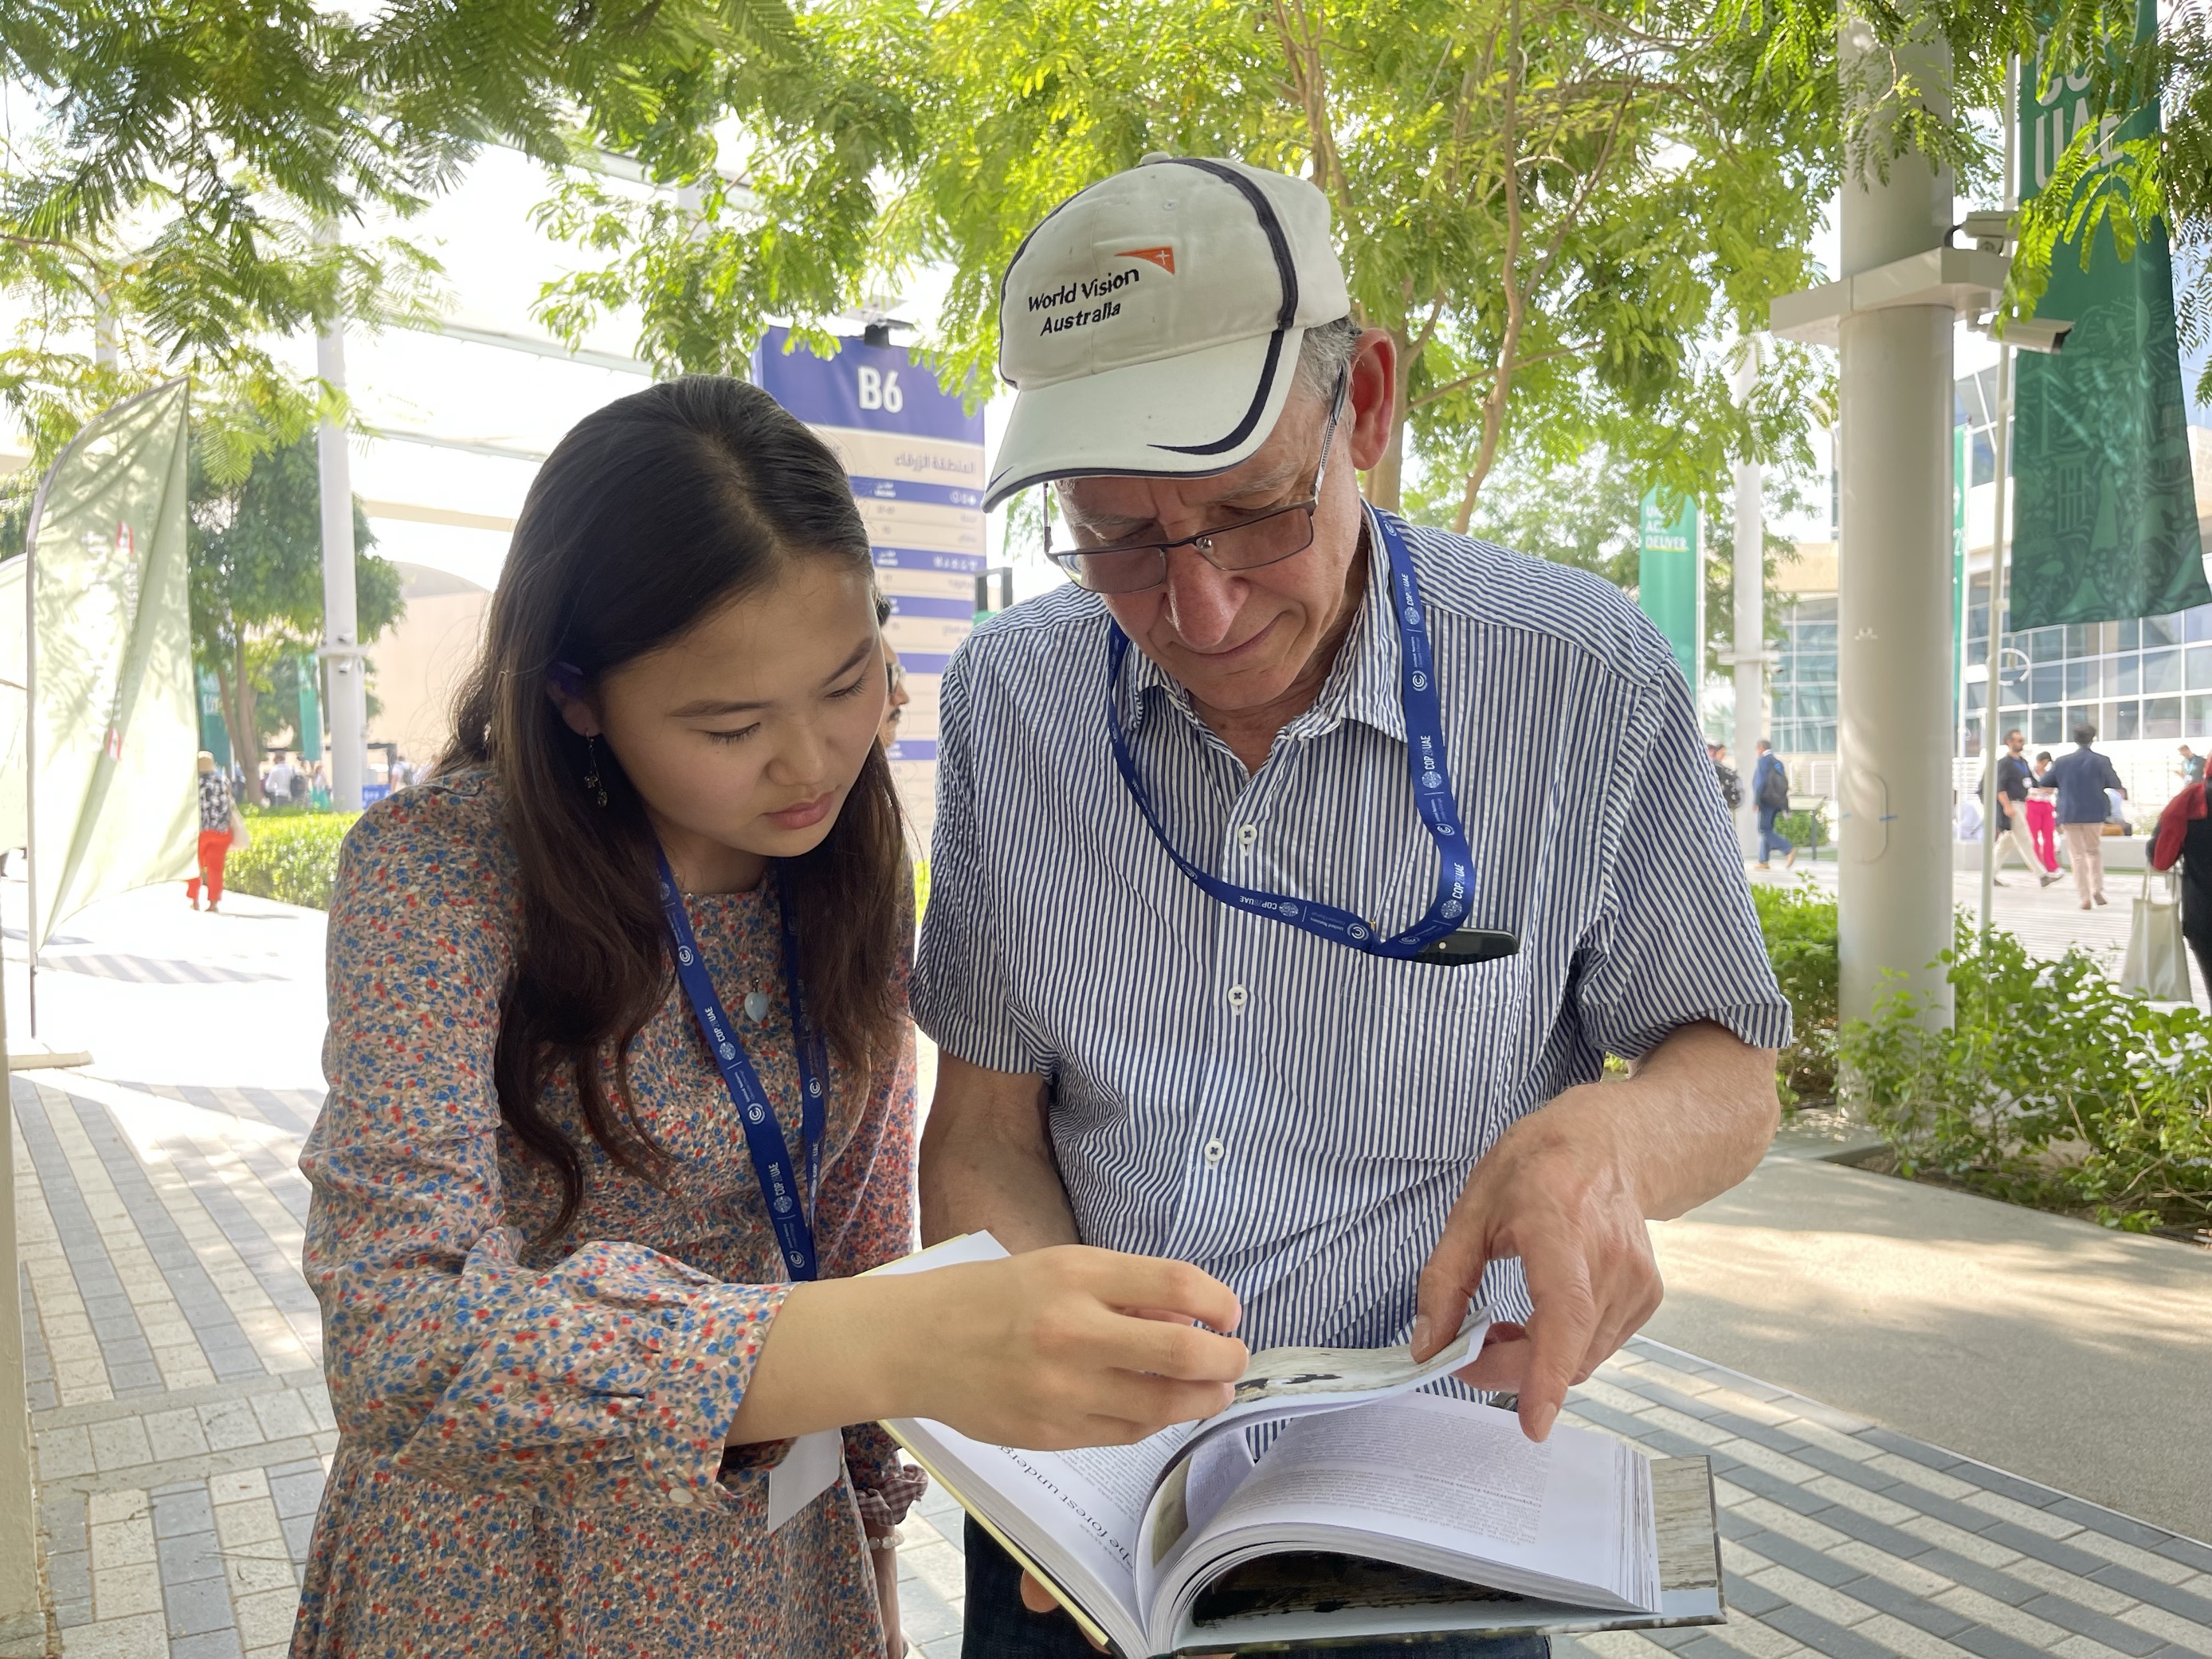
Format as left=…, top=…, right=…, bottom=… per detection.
left=914, top=157, right=1789, bottom=1657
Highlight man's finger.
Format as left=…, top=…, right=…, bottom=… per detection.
left=1019, top=1573, right=1106, bottom=1652
left=1412, top=1187, right=1493, bottom=1361
left=1516, top=1278, right=1598, bottom=1441
left=1449, top=1321, right=1531, bottom=1392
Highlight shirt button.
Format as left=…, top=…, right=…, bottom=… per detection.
left=1204, top=1137, right=1226, bottom=1165
left=1226, top=984, right=1248, bottom=1012
left=1236, top=823, right=1257, bottom=850
left=668, top=1485, right=694, bottom=1506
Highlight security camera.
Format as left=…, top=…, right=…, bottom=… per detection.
left=1971, top=312, right=2072, bottom=354
left=1959, top=210, right=2015, bottom=253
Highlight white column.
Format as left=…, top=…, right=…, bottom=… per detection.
left=316, top=256, right=366, bottom=813
left=1732, top=343, right=1767, bottom=861
left=1835, top=8, right=1955, bottom=1027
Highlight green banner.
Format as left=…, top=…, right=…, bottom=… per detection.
left=1637, top=489, right=1702, bottom=688
left=2008, top=6, right=2209, bottom=627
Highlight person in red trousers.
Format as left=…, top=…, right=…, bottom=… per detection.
left=186, top=751, right=234, bottom=912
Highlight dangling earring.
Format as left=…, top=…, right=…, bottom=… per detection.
left=582, top=735, right=608, bottom=808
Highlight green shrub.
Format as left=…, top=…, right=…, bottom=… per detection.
left=1749, top=880, right=1839, bottom=1106
left=225, top=810, right=359, bottom=909
left=1838, top=919, right=2212, bottom=1233
left=1775, top=806, right=1827, bottom=849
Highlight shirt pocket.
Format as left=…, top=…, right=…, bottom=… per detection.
left=1287, top=947, right=1528, bottom=1167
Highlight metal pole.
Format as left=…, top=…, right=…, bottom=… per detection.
left=1979, top=57, right=2022, bottom=953
left=1732, top=342, right=1767, bottom=861
left=1835, top=4, right=1957, bottom=1029
left=22, top=485, right=37, bottom=1040
left=316, top=226, right=366, bottom=812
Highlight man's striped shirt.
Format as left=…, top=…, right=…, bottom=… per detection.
left=912, top=506, right=1790, bottom=1355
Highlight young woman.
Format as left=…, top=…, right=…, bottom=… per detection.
left=293, top=378, right=1248, bottom=1657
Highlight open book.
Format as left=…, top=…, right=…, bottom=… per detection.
left=876, top=1234, right=1724, bottom=1657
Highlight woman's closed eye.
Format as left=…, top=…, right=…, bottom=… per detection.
left=826, top=671, right=872, bottom=702
left=704, top=723, right=763, bottom=746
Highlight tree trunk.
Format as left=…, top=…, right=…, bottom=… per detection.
left=1367, top=327, right=1413, bottom=513
left=230, top=640, right=261, bottom=804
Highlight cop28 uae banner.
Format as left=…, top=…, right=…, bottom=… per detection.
left=19, top=378, right=198, bottom=951
left=752, top=329, right=986, bottom=857
left=2006, top=2, right=2209, bottom=628
left=1636, top=489, right=1703, bottom=690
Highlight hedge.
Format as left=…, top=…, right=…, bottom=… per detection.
left=224, top=810, right=359, bottom=910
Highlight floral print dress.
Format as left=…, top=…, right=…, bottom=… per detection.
left=293, top=771, right=923, bottom=1657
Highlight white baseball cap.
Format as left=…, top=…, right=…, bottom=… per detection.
left=982, top=155, right=1352, bottom=512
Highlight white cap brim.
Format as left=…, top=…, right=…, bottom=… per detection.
left=982, top=327, right=1306, bottom=512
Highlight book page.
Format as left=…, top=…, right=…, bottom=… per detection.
left=1171, top=1393, right=1655, bottom=1617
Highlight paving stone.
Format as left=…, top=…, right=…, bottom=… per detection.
left=2152, top=1536, right=2212, bottom=1576
left=1955, top=1477, right=2070, bottom=1512
left=1731, top=1532, right=1866, bottom=1592
left=280, top=1513, right=315, bottom=1562
left=1758, top=1603, right=1896, bottom=1659
left=898, top=1581, right=965, bottom=1645
left=92, top=1561, right=164, bottom=1619
left=1980, top=1523, right=2122, bottom=1579
left=233, top=1586, right=301, bottom=1649
left=1720, top=1575, right=1790, bottom=1618
left=2089, top=1560, right=2212, bottom=1622
left=163, top=1575, right=240, bottom=1637
left=1940, top=1619, right=2057, bottom=1659
left=169, top=1632, right=245, bottom=1659
left=2014, top=1594, right=2166, bottom=1656
left=1853, top=1429, right=1967, bottom=1475
left=151, top=1488, right=217, bottom=1538
left=1707, top=1461, right=1824, bottom=1512
left=267, top=1465, right=327, bottom=1520
left=2119, top=1605, right=2212, bottom=1653
left=157, top=1531, right=227, bottom=1585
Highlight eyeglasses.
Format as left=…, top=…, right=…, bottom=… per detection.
left=1045, top=373, right=1350, bottom=595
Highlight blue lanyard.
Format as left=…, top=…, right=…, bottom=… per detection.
left=654, top=851, right=826, bottom=1281
left=1104, top=508, right=1485, bottom=963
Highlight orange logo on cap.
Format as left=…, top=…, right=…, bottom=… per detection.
left=1116, top=246, right=1176, bottom=274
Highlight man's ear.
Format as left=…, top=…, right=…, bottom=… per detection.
left=1346, top=327, right=1398, bottom=474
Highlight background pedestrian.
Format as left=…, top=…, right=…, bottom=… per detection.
left=1708, top=742, right=1742, bottom=813
left=186, top=751, right=234, bottom=912
left=2047, top=723, right=2127, bottom=911
left=1753, top=739, right=1794, bottom=868
left=2025, top=751, right=2061, bottom=873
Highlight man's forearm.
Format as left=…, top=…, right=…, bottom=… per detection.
left=918, top=1056, right=1081, bottom=1252
left=1603, top=1019, right=1779, bottom=1218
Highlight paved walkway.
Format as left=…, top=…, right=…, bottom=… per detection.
left=7, top=877, right=2210, bottom=1658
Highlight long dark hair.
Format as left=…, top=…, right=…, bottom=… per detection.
left=441, top=375, right=907, bottom=1237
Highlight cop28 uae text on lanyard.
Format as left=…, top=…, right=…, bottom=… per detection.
left=1105, top=508, right=1517, bottom=967
left=653, top=848, right=843, bottom=1528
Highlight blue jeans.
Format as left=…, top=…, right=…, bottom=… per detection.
left=960, top=1515, right=1552, bottom=1658
left=1756, top=805, right=1792, bottom=861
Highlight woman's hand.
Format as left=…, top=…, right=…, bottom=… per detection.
left=726, top=1245, right=1248, bottom=1450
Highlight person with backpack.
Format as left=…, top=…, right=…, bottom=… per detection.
left=1752, top=739, right=1794, bottom=869
left=1708, top=743, right=1743, bottom=812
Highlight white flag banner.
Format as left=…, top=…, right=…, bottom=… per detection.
left=22, top=379, right=197, bottom=951
left=0, top=555, right=24, bottom=853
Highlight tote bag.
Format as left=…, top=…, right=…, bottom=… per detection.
left=2120, top=869, right=2192, bottom=1001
